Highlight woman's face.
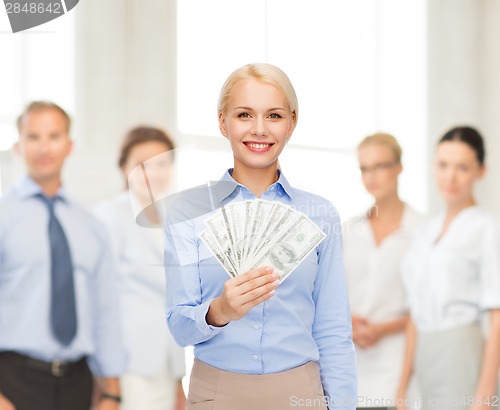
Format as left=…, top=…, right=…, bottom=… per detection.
left=435, top=140, right=485, bottom=206
left=219, top=77, right=295, bottom=173
left=358, top=142, right=401, bottom=202
left=122, top=140, right=173, bottom=203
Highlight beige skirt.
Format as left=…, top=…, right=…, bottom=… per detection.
left=187, top=359, right=327, bottom=410
left=415, top=323, right=485, bottom=410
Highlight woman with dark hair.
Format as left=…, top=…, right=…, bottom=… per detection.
left=95, top=126, right=186, bottom=410
left=397, top=127, right=500, bottom=410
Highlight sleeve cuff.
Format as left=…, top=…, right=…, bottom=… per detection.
left=87, top=350, right=127, bottom=378
left=195, top=299, right=226, bottom=337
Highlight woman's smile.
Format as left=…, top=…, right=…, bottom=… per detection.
left=243, top=141, right=275, bottom=152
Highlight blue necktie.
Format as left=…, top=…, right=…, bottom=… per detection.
left=38, top=194, right=77, bottom=346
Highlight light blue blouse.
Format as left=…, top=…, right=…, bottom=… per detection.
left=164, top=170, right=356, bottom=408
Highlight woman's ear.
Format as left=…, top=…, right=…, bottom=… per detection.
left=286, top=112, right=296, bottom=142
left=478, top=164, right=487, bottom=179
left=119, top=164, right=130, bottom=183
left=218, top=111, right=228, bottom=138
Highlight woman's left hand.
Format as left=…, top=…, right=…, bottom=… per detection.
left=354, top=322, right=382, bottom=348
left=96, top=399, right=119, bottom=410
left=175, top=380, right=186, bottom=410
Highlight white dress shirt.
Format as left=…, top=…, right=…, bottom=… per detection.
left=95, top=193, right=185, bottom=379
left=402, top=205, right=500, bottom=332
left=0, top=176, right=125, bottom=377
left=344, top=204, right=423, bottom=403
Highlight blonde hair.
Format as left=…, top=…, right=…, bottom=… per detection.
left=218, top=63, right=299, bottom=125
left=358, top=132, right=402, bottom=163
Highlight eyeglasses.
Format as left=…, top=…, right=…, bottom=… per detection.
left=359, top=161, right=399, bottom=174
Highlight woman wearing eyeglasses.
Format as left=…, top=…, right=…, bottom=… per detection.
left=343, top=133, right=423, bottom=408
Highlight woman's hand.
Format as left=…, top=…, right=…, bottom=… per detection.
left=352, top=316, right=382, bottom=348
left=174, top=380, right=186, bottom=410
left=0, top=393, right=15, bottom=410
left=97, top=399, right=119, bottom=410
left=395, top=387, right=407, bottom=410
left=206, top=266, right=280, bottom=326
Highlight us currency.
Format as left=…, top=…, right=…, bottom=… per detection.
left=249, top=215, right=326, bottom=282
left=219, top=206, right=238, bottom=268
left=247, top=205, right=301, bottom=265
left=242, top=200, right=274, bottom=265
left=245, top=201, right=282, bottom=263
left=205, top=212, right=238, bottom=272
left=226, top=202, right=247, bottom=270
left=203, top=200, right=326, bottom=281
left=200, top=230, right=237, bottom=277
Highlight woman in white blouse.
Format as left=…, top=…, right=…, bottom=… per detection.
left=344, top=133, right=423, bottom=408
left=95, top=127, right=186, bottom=410
left=397, top=126, right=500, bottom=410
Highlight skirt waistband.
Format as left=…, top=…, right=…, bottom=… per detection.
left=192, top=359, right=320, bottom=382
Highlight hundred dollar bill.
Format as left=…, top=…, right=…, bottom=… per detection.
left=226, top=202, right=247, bottom=271
left=249, top=215, right=326, bottom=282
left=205, top=212, right=238, bottom=272
left=202, top=199, right=326, bottom=282
left=247, top=205, right=301, bottom=265
left=245, top=201, right=281, bottom=263
left=240, top=200, right=254, bottom=265
left=219, top=205, right=239, bottom=269
left=240, top=199, right=275, bottom=271
left=200, top=229, right=237, bottom=278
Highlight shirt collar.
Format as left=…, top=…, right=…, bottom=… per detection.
left=14, top=174, right=69, bottom=202
left=214, top=168, right=295, bottom=201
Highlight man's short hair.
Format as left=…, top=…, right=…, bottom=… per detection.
left=17, top=101, right=72, bottom=134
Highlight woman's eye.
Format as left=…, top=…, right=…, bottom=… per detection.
left=238, top=112, right=251, bottom=118
left=458, top=164, right=468, bottom=172
left=268, top=113, right=282, bottom=119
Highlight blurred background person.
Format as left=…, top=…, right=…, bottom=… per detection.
left=95, top=126, right=186, bottom=410
left=0, top=101, right=124, bottom=410
left=343, top=133, right=423, bottom=408
left=397, top=126, right=500, bottom=410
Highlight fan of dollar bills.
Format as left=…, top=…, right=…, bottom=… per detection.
left=200, top=199, right=326, bottom=282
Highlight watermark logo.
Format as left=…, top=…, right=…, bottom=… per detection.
left=4, top=0, right=79, bottom=33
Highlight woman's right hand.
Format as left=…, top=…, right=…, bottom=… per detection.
left=0, top=393, right=15, bottom=410
left=206, top=266, right=280, bottom=327
left=395, top=387, right=407, bottom=410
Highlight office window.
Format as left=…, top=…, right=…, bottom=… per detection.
left=176, top=0, right=427, bottom=217
left=0, top=6, right=75, bottom=193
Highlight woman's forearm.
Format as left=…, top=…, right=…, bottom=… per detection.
left=475, top=309, right=500, bottom=398
left=375, top=315, right=409, bottom=339
left=398, top=319, right=416, bottom=394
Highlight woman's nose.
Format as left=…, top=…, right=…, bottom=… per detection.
left=251, top=117, right=268, bottom=137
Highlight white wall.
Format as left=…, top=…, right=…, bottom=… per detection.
left=427, top=0, right=500, bottom=216
left=478, top=0, right=500, bottom=217
left=2, top=0, right=500, bottom=215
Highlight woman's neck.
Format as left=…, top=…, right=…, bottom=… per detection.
left=445, top=197, right=476, bottom=220
left=370, top=193, right=404, bottom=222
left=232, top=164, right=279, bottom=198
